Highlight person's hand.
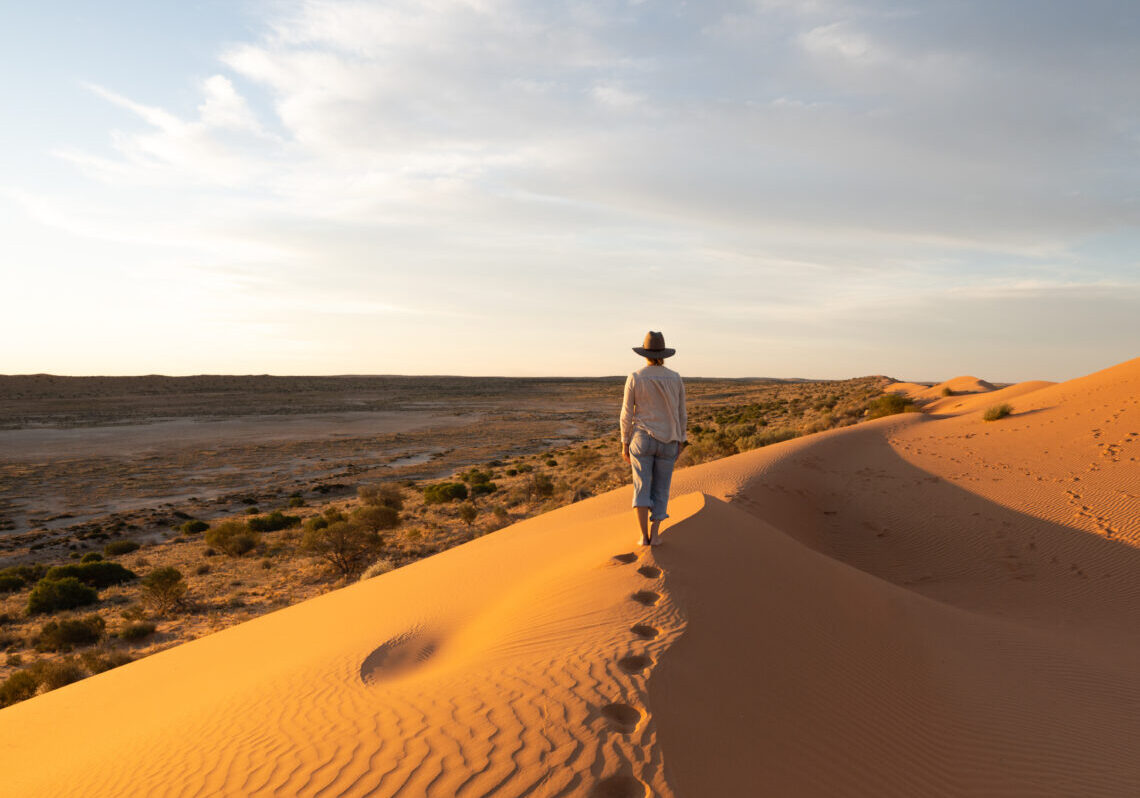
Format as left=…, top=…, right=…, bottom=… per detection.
left=621, top=443, right=630, bottom=464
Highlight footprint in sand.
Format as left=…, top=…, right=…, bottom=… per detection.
left=636, top=565, right=660, bottom=579
left=359, top=630, right=438, bottom=684
left=612, top=553, right=638, bottom=565
left=601, top=702, right=644, bottom=733
left=617, top=654, right=651, bottom=674
left=591, top=775, right=648, bottom=798
left=630, top=623, right=659, bottom=640
left=630, top=590, right=659, bottom=607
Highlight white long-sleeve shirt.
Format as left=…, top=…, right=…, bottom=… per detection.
left=620, top=365, right=687, bottom=445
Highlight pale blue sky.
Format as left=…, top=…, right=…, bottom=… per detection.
left=2, top=0, right=1138, bottom=381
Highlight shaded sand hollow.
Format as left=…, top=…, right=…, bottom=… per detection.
left=3, top=357, right=1140, bottom=796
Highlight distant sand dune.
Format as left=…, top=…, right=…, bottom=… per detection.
left=4, top=357, right=1140, bottom=796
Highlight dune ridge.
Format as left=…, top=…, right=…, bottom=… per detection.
left=3, top=357, right=1140, bottom=796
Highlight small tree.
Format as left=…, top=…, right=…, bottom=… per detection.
left=301, top=521, right=383, bottom=580
left=358, top=483, right=404, bottom=511
left=141, top=567, right=187, bottom=614
left=352, top=504, right=401, bottom=532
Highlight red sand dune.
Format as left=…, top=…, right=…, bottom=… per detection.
left=3, top=357, right=1140, bottom=796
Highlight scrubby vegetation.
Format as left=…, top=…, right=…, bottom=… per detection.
left=27, top=577, right=99, bottom=615
left=983, top=403, right=1013, bottom=421
left=119, top=621, right=157, bottom=642
left=246, top=511, right=301, bottom=534
left=300, top=519, right=384, bottom=580
left=36, top=614, right=105, bottom=652
left=180, top=520, right=209, bottom=535
left=103, top=540, right=141, bottom=557
left=45, top=561, right=137, bottom=589
left=423, top=482, right=468, bottom=504
left=205, top=521, right=260, bottom=557
left=865, top=393, right=918, bottom=420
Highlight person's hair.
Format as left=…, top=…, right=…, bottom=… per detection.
left=646, top=358, right=664, bottom=366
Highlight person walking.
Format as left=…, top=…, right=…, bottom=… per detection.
left=620, top=331, right=687, bottom=546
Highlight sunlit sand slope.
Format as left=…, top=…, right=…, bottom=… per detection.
left=4, top=356, right=1140, bottom=797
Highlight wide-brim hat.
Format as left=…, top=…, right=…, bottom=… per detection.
left=633, top=330, right=675, bottom=359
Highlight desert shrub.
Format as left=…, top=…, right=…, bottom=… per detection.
left=0, top=563, right=49, bottom=590
left=359, top=558, right=395, bottom=580
left=505, top=468, right=518, bottom=476
left=6, top=653, right=21, bottom=666
left=205, top=521, right=260, bottom=556
left=470, top=481, right=497, bottom=497
left=300, top=521, right=383, bottom=579
left=526, top=472, right=555, bottom=500
left=734, top=428, right=797, bottom=452
left=545, top=459, right=558, bottom=467
left=80, top=552, right=104, bottom=563
left=492, top=505, right=510, bottom=522
left=459, top=469, right=493, bottom=486
left=195, top=564, right=210, bottom=576
left=119, top=622, right=157, bottom=642
left=120, top=604, right=146, bottom=621
left=288, top=496, right=305, bottom=508
left=247, top=511, right=300, bottom=533
left=352, top=504, right=401, bottom=532
left=81, top=648, right=132, bottom=674
left=103, top=540, right=141, bottom=557
left=46, top=561, right=137, bottom=589
left=458, top=503, right=478, bottom=526
left=31, top=657, right=86, bottom=690
left=865, top=393, right=917, bottom=419
left=27, top=577, right=99, bottom=615
left=941, top=387, right=954, bottom=397
left=302, top=515, right=329, bottom=533
left=423, top=482, right=468, bottom=504
left=140, top=567, right=187, bottom=613
left=180, top=520, right=209, bottom=535
left=37, top=614, right=106, bottom=652
left=358, top=483, right=405, bottom=511
left=982, top=403, right=1013, bottom=421
left=0, top=670, right=38, bottom=706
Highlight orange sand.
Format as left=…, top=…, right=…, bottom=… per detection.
left=3, top=357, right=1140, bottom=796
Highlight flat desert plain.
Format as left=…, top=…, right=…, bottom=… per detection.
left=3, top=358, right=1140, bottom=796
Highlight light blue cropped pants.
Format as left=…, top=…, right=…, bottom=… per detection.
left=629, top=429, right=681, bottom=522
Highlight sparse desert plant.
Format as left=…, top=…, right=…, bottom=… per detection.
left=80, top=552, right=104, bottom=563
left=0, top=669, right=38, bottom=707
left=103, top=540, right=141, bottom=557
left=0, top=574, right=24, bottom=593
left=119, top=621, right=157, bottom=642
left=983, top=403, right=1013, bottom=421
left=140, top=567, right=187, bottom=613
left=205, top=520, right=260, bottom=557
left=30, top=656, right=86, bottom=690
left=27, top=577, right=99, bottom=615
left=941, top=387, right=954, bottom=397
left=36, top=614, right=106, bottom=652
left=458, top=503, right=478, bottom=527
left=358, top=483, right=404, bottom=511
left=526, top=472, right=555, bottom=500
left=247, top=511, right=300, bottom=533
left=0, top=563, right=48, bottom=591
left=180, top=520, right=209, bottom=535
left=423, top=482, right=468, bottom=504
left=359, top=558, right=395, bottom=580
left=865, top=393, right=917, bottom=419
left=288, top=494, right=305, bottom=508
left=46, top=561, right=137, bottom=589
left=300, top=520, right=383, bottom=580
left=195, top=564, right=210, bottom=576
left=120, top=604, right=146, bottom=621
left=352, top=504, right=400, bottom=532
left=81, top=648, right=132, bottom=674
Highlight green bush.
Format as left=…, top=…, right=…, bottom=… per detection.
left=526, top=473, right=555, bottom=499
left=423, top=482, right=468, bottom=504
left=940, top=387, right=954, bottom=397
left=288, top=496, right=305, bottom=508
left=458, top=503, right=478, bottom=527
left=205, top=521, right=260, bottom=556
left=27, top=577, right=99, bottom=615
left=0, top=670, right=38, bottom=707
left=351, top=505, right=401, bottom=532
left=0, top=563, right=48, bottom=590
left=0, top=575, right=24, bottom=593
left=140, top=567, right=187, bottom=613
left=103, top=540, right=141, bottom=557
left=180, top=520, right=209, bottom=535
left=983, top=403, right=1013, bottom=421
left=119, top=622, right=157, bottom=642
left=470, top=481, right=497, bottom=497
left=80, top=552, right=104, bottom=563
left=46, top=561, right=137, bottom=589
left=865, top=393, right=917, bottom=419
left=36, top=614, right=106, bottom=652
left=246, top=511, right=300, bottom=533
